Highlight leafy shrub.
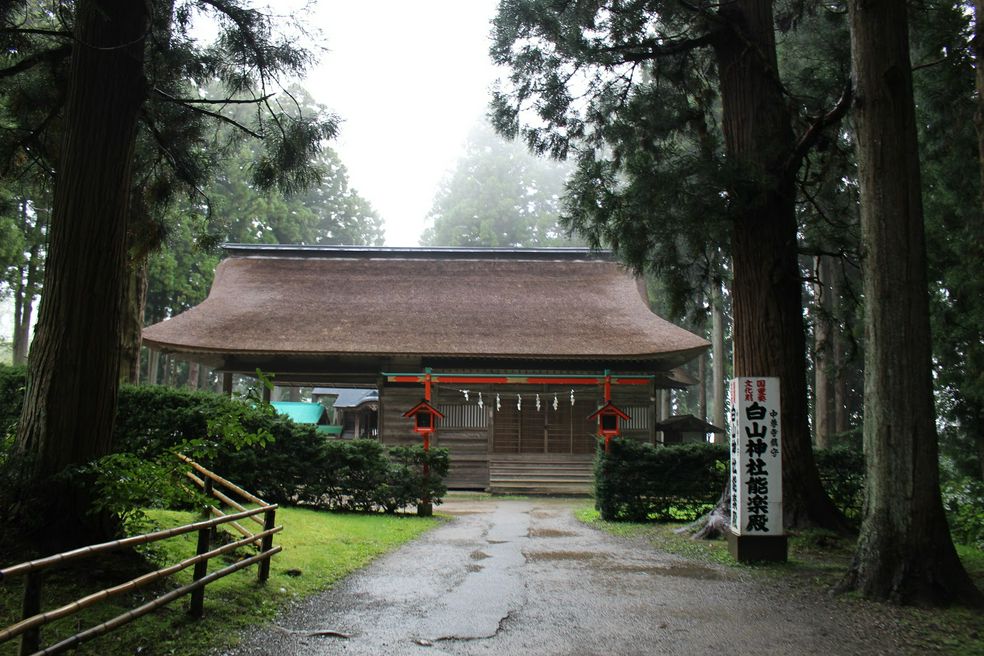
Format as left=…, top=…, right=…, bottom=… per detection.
left=0, top=364, right=26, bottom=439
left=595, top=440, right=727, bottom=522
left=381, top=446, right=449, bottom=513
left=942, top=478, right=984, bottom=549
left=1, top=381, right=446, bottom=517
left=814, top=446, right=865, bottom=524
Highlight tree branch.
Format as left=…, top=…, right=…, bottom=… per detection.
left=160, top=92, right=275, bottom=105
left=589, top=32, right=717, bottom=63
left=0, top=44, right=71, bottom=79
left=786, top=82, right=853, bottom=173
left=152, top=88, right=263, bottom=139
left=0, top=27, right=71, bottom=38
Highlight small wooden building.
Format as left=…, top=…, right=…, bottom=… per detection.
left=142, top=245, right=709, bottom=493
left=312, top=387, right=378, bottom=438
left=654, top=414, right=726, bottom=445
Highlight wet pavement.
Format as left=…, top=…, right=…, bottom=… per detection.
left=229, top=498, right=904, bottom=656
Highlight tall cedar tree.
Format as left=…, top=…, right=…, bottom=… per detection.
left=840, top=0, right=982, bottom=605
left=491, top=0, right=847, bottom=530
left=14, top=0, right=148, bottom=544
left=4, top=1, right=333, bottom=544
left=1, top=3, right=337, bottom=386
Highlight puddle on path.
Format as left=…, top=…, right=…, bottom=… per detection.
left=529, top=528, right=578, bottom=538
left=612, top=563, right=728, bottom=580
left=525, top=551, right=729, bottom=580
left=526, top=550, right=602, bottom=563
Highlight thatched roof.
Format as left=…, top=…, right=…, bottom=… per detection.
left=143, top=246, right=708, bottom=368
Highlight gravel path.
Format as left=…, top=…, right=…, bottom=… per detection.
left=227, top=498, right=905, bottom=656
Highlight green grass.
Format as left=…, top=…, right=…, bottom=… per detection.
left=577, top=505, right=984, bottom=655
left=0, top=506, right=439, bottom=655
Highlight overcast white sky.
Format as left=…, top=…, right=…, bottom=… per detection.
left=296, top=0, right=502, bottom=246
left=1, top=3, right=505, bottom=342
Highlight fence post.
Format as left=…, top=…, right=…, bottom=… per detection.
left=188, top=527, right=211, bottom=618
left=19, top=571, right=42, bottom=656
left=257, top=507, right=276, bottom=583
left=202, top=477, right=219, bottom=543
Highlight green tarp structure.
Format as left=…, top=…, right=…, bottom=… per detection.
left=272, top=401, right=343, bottom=436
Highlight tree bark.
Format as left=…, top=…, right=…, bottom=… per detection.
left=841, top=0, right=982, bottom=606
left=813, top=255, right=833, bottom=449
left=713, top=0, right=845, bottom=531
left=975, top=0, right=984, bottom=208
left=186, top=360, right=199, bottom=390
left=697, top=352, right=707, bottom=421
left=163, top=354, right=175, bottom=387
left=12, top=200, right=43, bottom=366
left=119, top=256, right=148, bottom=384
left=147, top=347, right=160, bottom=386
left=710, top=284, right=726, bottom=430
left=13, top=0, right=149, bottom=545
left=831, top=263, right=850, bottom=437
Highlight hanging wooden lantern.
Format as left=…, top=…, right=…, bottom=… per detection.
left=403, top=399, right=444, bottom=436
left=588, top=401, right=631, bottom=451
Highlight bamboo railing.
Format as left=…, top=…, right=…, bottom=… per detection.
left=0, top=456, right=282, bottom=656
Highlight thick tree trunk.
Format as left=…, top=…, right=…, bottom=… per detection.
left=119, top=257, right=148, bottom=384
left=713, top=0, right=845, bottom=531
left=975, top=0, right=984, bottom=207
left=813, top=255, right=833, bottom=449
left=972, top=0, right=984, bottom=484
left=710, top=284, right=726, bottom=430
left=831, top=264, right=850, bottom=437
left=12, top=201, right=43, bottom=366
left=841, top=0, right=982, bottom=606
left=660, top=389, right=672, bottom=421
left=186, top=360, right=200, bottom=390
left=14, top=0, right=148, bottom=545
left=163, top=354, right=175, bottom=387
left=697, top=353, right=707, bottom=421
left=147, top=348, right=160, bottom=386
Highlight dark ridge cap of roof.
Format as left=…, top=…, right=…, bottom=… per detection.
left=221, top=243, right=616, bottom=261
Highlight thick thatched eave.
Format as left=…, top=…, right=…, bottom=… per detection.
left=143, top=246, right=709, bottom=373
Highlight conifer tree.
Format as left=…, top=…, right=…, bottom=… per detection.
left=491, top=0, right=849, bottom=530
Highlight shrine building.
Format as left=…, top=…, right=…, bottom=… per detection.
left=142, top=244, right=709, bottom=493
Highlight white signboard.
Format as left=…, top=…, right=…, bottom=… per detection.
left=729, top=377, right=783, bottom=535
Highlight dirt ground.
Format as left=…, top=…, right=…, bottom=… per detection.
left=227, top=497, right=910, bottom=656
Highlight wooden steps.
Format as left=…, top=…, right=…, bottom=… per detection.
left=488, top=456, right=594, bottom=495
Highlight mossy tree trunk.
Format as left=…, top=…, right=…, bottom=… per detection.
left=713, top=0, right=845, bottom=531
left=14, top=0, right=149, bottom=546
left=840, top=0, right=982, bottom=606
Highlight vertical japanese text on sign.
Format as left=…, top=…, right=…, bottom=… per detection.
left=730, top=377, right=782, bottom=535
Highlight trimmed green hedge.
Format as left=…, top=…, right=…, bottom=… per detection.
left=595, top=440, right=727, bottom=521
left=594, top=438, right=867, bottom=525
left=0, top=368, right=447, bottom=514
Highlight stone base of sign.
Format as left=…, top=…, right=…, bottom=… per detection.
left=727, top=530, right=788, bottom=563
left=417, top=502, right=433, bottom=517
